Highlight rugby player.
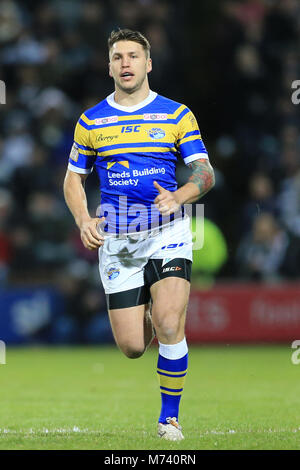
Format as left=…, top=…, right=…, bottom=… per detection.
left=63, top=29, right=215, bottom=441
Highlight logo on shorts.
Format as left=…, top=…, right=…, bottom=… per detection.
left=162, top=266, right=182, bottom=273
left=105, top=264, right=120, bottom=280
left=161, top=242, right=185, bottom=250
left=147, top=128, right=166, bottom=139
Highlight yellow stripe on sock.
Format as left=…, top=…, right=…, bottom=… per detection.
left=158, top=374, right=186, bottom=390
left=160, top=389, right=183, bottom=396
left=157, top=368, right=187, bottom=376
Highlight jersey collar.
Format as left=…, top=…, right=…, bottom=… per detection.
left=106, top=90, right=157, bottom=113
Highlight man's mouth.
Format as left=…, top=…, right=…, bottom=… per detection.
left=120, top=72, right=134, bottom=80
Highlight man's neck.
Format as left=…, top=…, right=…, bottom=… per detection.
left=114, top=85, right=150, bottom=107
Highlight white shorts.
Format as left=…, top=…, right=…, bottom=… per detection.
left=98, top=216, right=193, bottom=295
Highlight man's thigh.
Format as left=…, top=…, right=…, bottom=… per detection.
left=150, top=277, right=191, bottom=343
left=108, top=303, right=150, bottom=354
left=150, top=276, right=190, bottom=318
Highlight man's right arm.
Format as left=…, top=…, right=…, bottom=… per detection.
left=63, top=169, right=104, bottom=250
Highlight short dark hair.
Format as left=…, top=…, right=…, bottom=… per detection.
left=108, top=29, right=151, bottom=58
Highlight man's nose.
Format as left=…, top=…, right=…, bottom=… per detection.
left=121, top=57, right=130, bottom=67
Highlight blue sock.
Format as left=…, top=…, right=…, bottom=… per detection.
left=157, top=338, right=188, bottom=424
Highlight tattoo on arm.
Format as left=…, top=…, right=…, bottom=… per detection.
left=187, top=159, right=215, bottom=198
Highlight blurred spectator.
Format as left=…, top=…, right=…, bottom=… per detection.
left=78, top=1, right=106, bottom=48
left=25, top=191, right=74, bottom=268
left=53, top=260, right=113, bottom=344
left=236, top=213, right=300, bottom=281
left=277, top=166, right=300, bottom=238
left=0, top=188, right=13, bottom=283
left=10, top=145, right=55, bottom=210
left=9, top=223, right=34, bottom=275
left=2, top=30, right=49, bottom=65
left=0, top=0, right=24, bottom=44
left=113, top=0, right=141, bottom=30
left=144, top=23, right=174, bottom=92
left=0, top=113, right=34, bottom=183
left=16, top=66, right=42, bottom=108
left=32, top=3, right=61, bottom=40
left=241, top=172, right=278, bottom=233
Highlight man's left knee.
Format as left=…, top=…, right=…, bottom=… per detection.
left=152, top=307, right=185, bottom=341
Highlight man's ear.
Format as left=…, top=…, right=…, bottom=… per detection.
left=147, top=58, right=152, bottom=73
left=108, top=62, right=112, bottom=77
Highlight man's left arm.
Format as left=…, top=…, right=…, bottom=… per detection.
left=154, top=158, right=215, bottom=216
left=175, top=157, right=215, bottom=204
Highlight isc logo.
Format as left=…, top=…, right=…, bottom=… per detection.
left=121, top=125, right=141, bottom=133
left=161, top=243, right=185, bottom=250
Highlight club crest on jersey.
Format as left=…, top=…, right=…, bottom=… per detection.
left=69, top=143, right=79, bottom=162
left=105, top=263, right=120, bottom=280
left=147, top=128, right=166, bottom=139
left=143, top=113, right=168, bottom=120
left=95, top=116, right=118, bottom=125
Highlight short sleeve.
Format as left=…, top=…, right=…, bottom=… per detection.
left=67, top=113, right=97, bottom=174
left=176, top=108, right=209, bottom=165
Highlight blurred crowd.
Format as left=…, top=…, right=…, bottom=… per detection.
left=0, top=0, right=186, bottom=340
left=217, top=0, right=300, bottom=283
left=188, top=0, right=300, bottom=283
left=0, top=0, right=300, bottom=320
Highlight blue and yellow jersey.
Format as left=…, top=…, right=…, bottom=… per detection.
left=68, top=91, right=209, bottom=233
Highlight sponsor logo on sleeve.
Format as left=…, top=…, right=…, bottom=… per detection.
left=189, top=114, right=197, bottom=129
left=69, top=143, right=79, bottom=162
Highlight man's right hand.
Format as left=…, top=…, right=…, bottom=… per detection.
left=79, top=216, right=106, bottom=250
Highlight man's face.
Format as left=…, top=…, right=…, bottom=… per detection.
left=109, top=40, right=152, bottom=94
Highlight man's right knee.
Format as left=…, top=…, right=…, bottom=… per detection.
left=119, top=343, right=145, bottom=359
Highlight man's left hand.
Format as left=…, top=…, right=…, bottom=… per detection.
left=153, top=181, right=181, bottom=216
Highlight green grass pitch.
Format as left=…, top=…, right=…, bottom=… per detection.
left=0, top=344, right=299, bottom=450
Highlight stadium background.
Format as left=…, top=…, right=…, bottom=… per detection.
left=0, top=0, right=300, bottom=345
